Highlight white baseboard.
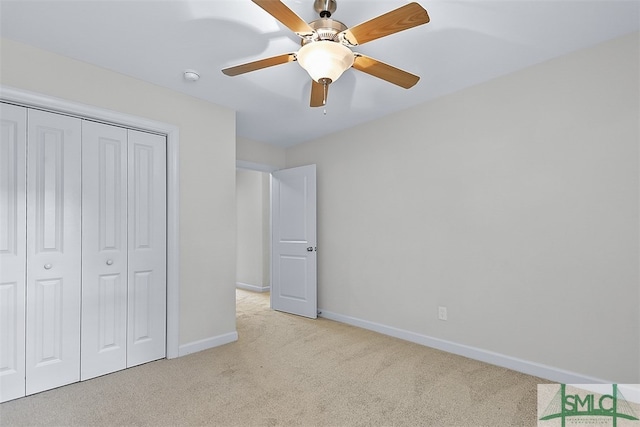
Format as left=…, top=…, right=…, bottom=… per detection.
left=178, top=331, right=238, bottom=357
left=236, top=282, right=270, bottom=293
left=319, top=309, right=610, bottom=385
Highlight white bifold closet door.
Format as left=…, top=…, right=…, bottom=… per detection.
left=0, top=103, right=27, bottom=402
left=26, top=109, right=83, bottom=396
left=125, top=129, right=166, bottom=368
left=81, top=121, right=166, bottom=381
left=0, top=104, right=167, bottom=402
left=1, top=105, right=82, bottom=399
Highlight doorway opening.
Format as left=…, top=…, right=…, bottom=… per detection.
left=236, top=168, right=272, bottom=295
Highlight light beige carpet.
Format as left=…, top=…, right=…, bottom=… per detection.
left=0, top=289, right=548, bottom=426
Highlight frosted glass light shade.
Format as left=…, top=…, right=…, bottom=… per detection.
left=297, top=40, right=354, bottom=83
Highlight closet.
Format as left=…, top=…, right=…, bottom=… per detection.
left=0, top=103, right=166, bottom=403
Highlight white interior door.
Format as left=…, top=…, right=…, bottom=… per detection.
left=81, top=121, right=128, bottom=380
left=25, top=109, right=82, bottom=395
left=271, top=164, right=317, bottom=319
left=0, top=103, right=27, bottom=402
left=127, top=129, right=166, bottom=367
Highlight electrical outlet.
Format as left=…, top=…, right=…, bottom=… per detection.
left=438, top=306, right=447, bottom=321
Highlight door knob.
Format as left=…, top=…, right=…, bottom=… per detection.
left=44, top=263, right=52, bottom=270
left=307, top=247, right=313, bottom=252
left=106, top=259, right=114, bottom=266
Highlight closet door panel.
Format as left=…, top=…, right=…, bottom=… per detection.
left=127, top=130, right=166, bottom=367
left=0, top=104, right=27, bottom=402
left=25, top=110, right=81, bottom=395
left=81, top=121, right=128, bottom=380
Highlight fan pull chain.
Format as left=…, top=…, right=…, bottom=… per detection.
left=323, top=81, right=328, bottom=115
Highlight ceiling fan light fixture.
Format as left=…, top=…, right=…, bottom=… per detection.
left=297, top=40, right=354, bottom=84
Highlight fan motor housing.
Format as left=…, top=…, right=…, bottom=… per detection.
left=302, top=18, right=348, bottom=45
left=314, top=0, right=337, bottom=17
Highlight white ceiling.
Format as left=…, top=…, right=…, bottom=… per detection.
left=1, top=0, right=638, bottom=147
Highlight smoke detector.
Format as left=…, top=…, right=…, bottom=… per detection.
left=183, top=69, right=200, bottom=81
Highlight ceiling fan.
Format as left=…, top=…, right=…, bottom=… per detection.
left=222, top=0, right=430, bottom=107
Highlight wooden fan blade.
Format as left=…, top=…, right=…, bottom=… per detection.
left=253, top=0, right=316, bottom=38
left=353, top=54, right=420, bottom=89
left=310, top=80, right=328, bottom=107
left=222, top=53, right=296, bottom=76
left=339, top=2, right=429, bottom=46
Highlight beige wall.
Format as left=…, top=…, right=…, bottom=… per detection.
left=1, top=38, right=237, bottom=346
left=237, top=137, right=286, bottom=170
left=286, top=33, right=640, bottom=383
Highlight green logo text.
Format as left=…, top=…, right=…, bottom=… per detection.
left=540, top=384, right=639, bottom=427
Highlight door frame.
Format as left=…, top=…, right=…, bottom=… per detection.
left=235, top=161, right=317, bottom=318
left=0, top=85, right=181, bottom=359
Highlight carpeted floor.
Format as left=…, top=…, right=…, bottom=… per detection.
left=0, top=289, right=548, bottom=426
